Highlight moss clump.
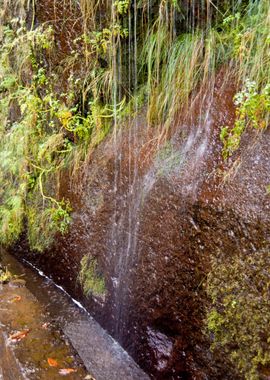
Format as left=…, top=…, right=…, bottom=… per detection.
left=0, top=266, right=13, bottom=283
left=79, top=255, right=106, bottom=297
left=206, top=249, right=270, bottom=380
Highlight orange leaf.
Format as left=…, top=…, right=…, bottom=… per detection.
left=10, top=295, right=21, bottom=303
left=47, top=358, right=59, bottom=367
left=9, top=329, right=29, bottom=341
left=59, top=368, right=77, bottom=375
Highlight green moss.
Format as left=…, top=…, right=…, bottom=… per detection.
left=206, top=250, right=270, bottom=379
left=79, top=255, right=106, bottom=297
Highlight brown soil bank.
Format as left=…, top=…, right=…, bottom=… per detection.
left=15, top=72, right=270, bottom=379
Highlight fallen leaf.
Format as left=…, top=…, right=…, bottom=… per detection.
left=59, top=368, right=77, bottom=375
left=9, top=329, right=29, bottom=341
left=10, top=295, right=21, bottom=303
left=48, top=358, right=59, bottom=367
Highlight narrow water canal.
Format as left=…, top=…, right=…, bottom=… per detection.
left=0, top=251, right=149, bottom=380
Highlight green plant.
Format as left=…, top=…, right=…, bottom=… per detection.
left=114, top=0, right=130, bottom=15
left=221, top=80, right=270, bottom=159
left=79, top=255, right=106, bottom=297
left=0, top=0, right=269, bottom=254
left=0, top=21, right=74, bottom=250
left=0, top=266, right=13, bottom=283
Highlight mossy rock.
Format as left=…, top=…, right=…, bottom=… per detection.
left=206, top=249, right=270, bottom=380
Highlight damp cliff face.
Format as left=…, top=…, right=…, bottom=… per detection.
left=1, top=0, right=270, bottom=378
left=17, top=71, right=270, bottom=379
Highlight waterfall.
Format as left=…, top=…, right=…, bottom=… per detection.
left=0, top=1, right=269, bottom=378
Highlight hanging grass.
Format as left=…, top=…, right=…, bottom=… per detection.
left=0, top=0, right=269, bottom=250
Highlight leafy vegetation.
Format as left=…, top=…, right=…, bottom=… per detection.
left=0, top=0, right=268, bottom=251
left=0, top=21, right=74, bottom=250
left=207, top=6, right=270, bottom=375
left=221, top=80, right=270, bottom=159
left=0, top=7, right=123, bottom=250
left=0, top=266, right=13, bottom=283
left=140, top=0, right=270, bottom=131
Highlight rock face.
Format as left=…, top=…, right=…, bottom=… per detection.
left=15, top=70, right=270, bottom=379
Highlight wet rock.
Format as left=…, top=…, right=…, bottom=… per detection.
left=146, top=327, right=174, bottom=372
left=13, top=71, right=269, bottom=379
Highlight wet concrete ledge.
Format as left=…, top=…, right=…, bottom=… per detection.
left=64, top=321, right=149, bottom=380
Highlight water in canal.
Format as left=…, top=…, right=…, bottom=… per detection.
left=0, top=250, right=149, bottom=380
